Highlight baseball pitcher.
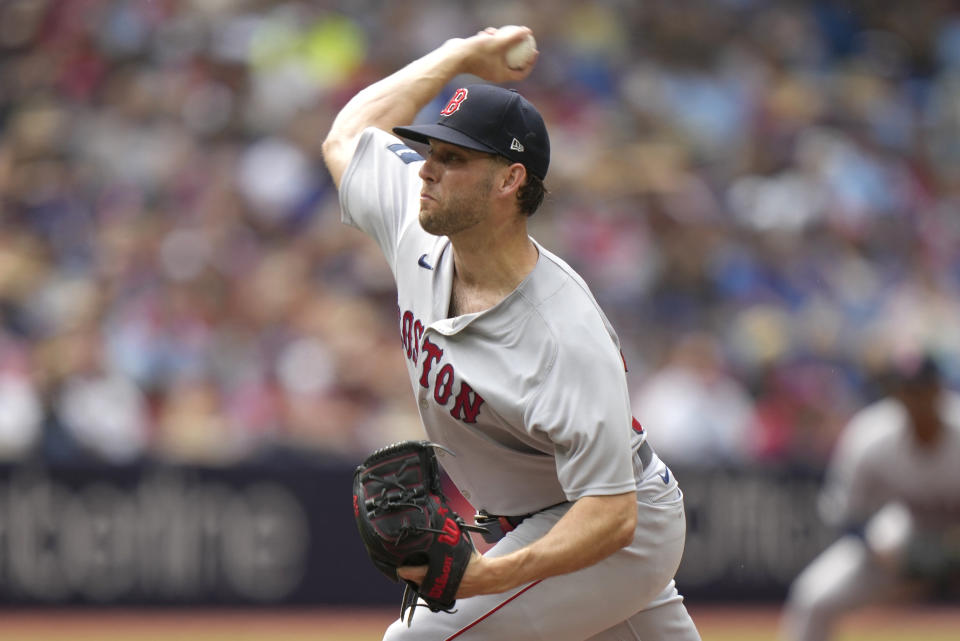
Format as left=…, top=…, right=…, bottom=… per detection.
left=324, top=26, right=702, bottom=640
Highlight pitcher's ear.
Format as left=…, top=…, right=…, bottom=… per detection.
left=499, top=162, right=526, bottom=193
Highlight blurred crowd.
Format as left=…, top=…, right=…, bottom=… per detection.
left=2, top=0, right=960, bottom=468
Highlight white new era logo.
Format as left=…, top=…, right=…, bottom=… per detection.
left=510, top=138, right=524, bottom=152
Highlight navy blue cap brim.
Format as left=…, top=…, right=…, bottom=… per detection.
left=392, top=123, right=500, bottom=155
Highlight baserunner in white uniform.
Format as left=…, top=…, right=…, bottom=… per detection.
left=322, top=26, right=701, bottom=641
left=780, top=355, right=960, bottom=641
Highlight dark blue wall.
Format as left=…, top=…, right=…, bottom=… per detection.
left=0, top=461, right=829, bottom=606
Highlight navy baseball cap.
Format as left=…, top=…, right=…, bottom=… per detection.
left=393, top=84, right=550, bottom=180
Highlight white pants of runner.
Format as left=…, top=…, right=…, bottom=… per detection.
left=779, top=534, right=927, bottom=641
left=382, top=453, right=702, bottom=641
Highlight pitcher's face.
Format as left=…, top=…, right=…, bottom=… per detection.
left=417, top=141, right=502, bottom=237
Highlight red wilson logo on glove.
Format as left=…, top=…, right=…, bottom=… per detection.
left=426, top=554, right=454, bottom=599
left=438, top=518, right=461, bottom=546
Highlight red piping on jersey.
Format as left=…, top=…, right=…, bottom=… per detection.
left=444, top=580, right=543, bottom=640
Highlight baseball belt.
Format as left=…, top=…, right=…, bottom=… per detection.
left=635, top=438, right=654, bottom=471
left=474, top=441, right=656, bottom=544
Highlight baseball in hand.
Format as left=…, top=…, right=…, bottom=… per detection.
left=502, top=27, right=537, bottom=70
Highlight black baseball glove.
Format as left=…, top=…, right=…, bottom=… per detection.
left=353, top=440, right=485, bottom=624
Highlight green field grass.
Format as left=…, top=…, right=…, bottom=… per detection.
left=0, top=605, right=955, bottom=641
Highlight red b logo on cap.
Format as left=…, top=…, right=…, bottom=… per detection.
left=440, top=88, right=468, bottom=116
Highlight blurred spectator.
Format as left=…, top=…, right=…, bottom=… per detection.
left=56, top=367, right=149, bottom=464
left=0, top=343, right=41, bottom=460
left=0, top=0, right=959, bottom=465
left=633, top=332, right=757, bottom=466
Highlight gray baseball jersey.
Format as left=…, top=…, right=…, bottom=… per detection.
left=338, top=127, right=701, bottom=641
left=819, top=391, right=960, bottom=530
left=340, top=127, right=642, bottom=517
